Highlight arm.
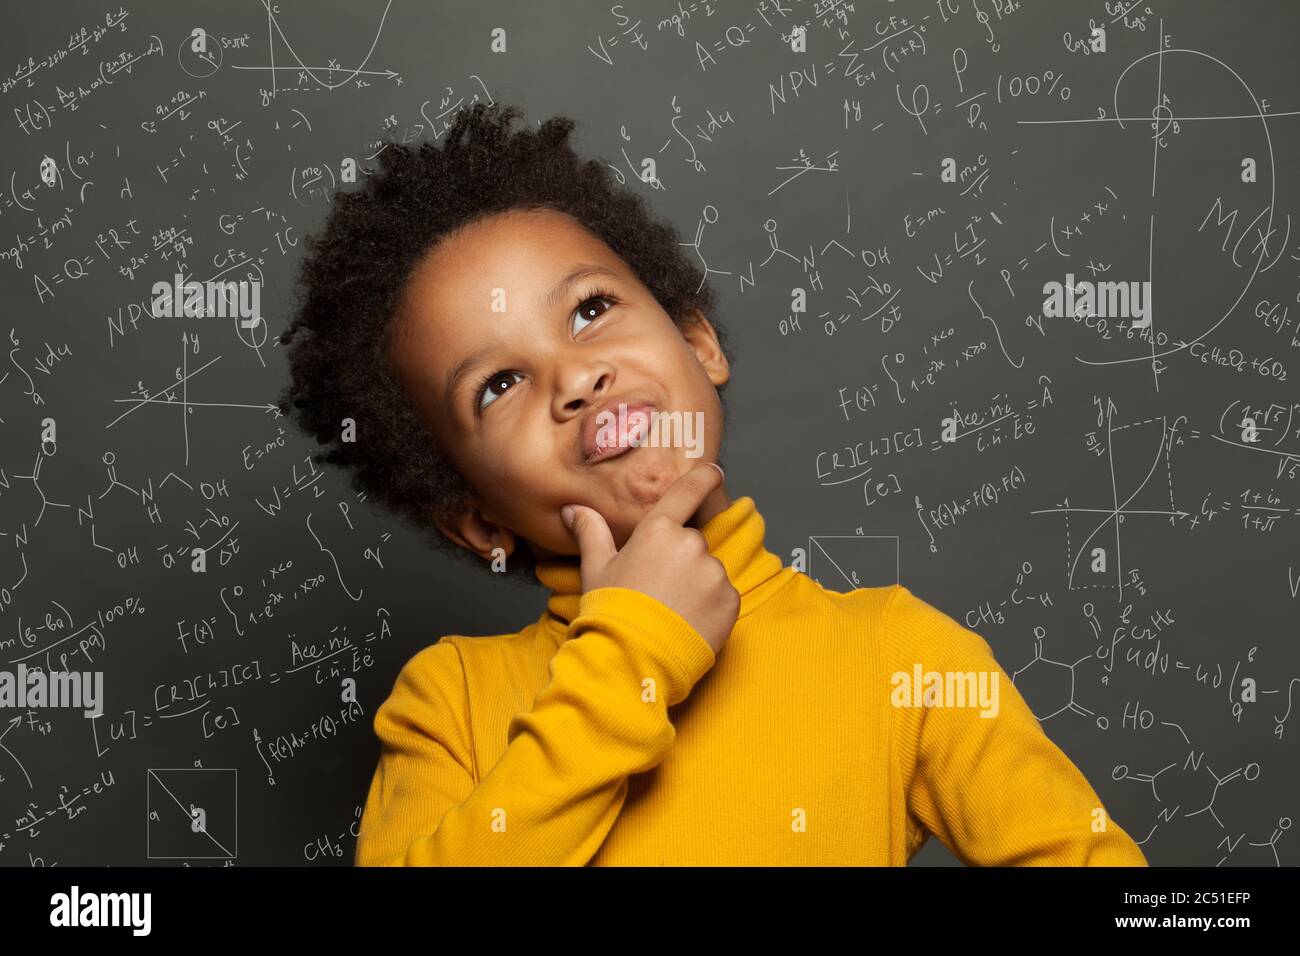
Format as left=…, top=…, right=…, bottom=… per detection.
left=354, top=586, right=716, bottom=866
left=886, top=585, right=1148, bottom=866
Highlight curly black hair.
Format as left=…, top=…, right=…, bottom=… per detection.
left=277, top=102, right=736, bottom=583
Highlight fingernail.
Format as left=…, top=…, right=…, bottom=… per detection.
left=707, top=462, right=725, bottom=480
left=560, top=504, right=575, bottom=528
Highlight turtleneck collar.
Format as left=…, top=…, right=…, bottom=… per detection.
left=534, top=496, right=788, bottom=629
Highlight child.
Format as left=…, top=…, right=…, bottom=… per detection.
left=279, top=102, right=1148, bottom=867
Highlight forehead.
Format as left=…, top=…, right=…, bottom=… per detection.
left=403, top=207, right=620, bottom=310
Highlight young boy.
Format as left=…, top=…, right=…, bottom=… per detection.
left=279, top=103, right=1148, bottom=867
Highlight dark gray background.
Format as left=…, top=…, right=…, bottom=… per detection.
left=1, top=0, right=1296, bottom=866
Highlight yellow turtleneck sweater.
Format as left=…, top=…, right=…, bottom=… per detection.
left=354, top=495, right=1148, bottom=866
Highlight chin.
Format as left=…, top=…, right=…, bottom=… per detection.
left=620, top=451, right=683, bottom=505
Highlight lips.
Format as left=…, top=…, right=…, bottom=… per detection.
left=581, top=398, right=657, bottom=464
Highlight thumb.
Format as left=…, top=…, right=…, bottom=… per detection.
left=562, top=504, right=617, bottom=580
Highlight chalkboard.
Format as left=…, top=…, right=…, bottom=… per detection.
left=2, top=0, right=1297, bottom=868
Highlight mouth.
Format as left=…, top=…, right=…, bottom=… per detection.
left=581, top=399, right=657, bottom=465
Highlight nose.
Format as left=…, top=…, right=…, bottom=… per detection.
left=553, top=355, right=615, bottom=419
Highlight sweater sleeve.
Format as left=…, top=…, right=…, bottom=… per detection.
left=354, top=586, right=716, bottom=866
left=886, top=585, right=1148, bottom=866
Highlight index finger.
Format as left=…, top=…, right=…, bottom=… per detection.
left=644, top=461, right=725, bottom=527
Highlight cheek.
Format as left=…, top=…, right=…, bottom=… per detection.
left=483, top=426, right=558, bottom=480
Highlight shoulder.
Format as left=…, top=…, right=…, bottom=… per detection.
left=374, top=637, right=470, bottom=734
left=797, top=577, right=991, bottom=647
left=839, top=583, right=999, bottom=673
left=385, top=626, right=533, bottom=697
left=378, top=622, right=548, bottom=720
left=783, top=570, right=899, bottom=621
left=824, top=578, right=903, bottom=617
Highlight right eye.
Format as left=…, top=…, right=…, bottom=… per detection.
left=477, top=370, right=523, bottom=411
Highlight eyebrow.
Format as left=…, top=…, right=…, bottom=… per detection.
left=441, top=264, right=622, bottom=412
left=442, top=344, right=497, bottom=411
left=539, top=264, right=620, bottom=312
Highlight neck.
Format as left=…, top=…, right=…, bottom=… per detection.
left=535, top=493, right=790, bottom=629
left=524, top=483, right=733, bottom=562
left=688, top=484, right=732, bottom=529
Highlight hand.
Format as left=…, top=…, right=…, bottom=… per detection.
left=560, top=463, right=739, bottom=654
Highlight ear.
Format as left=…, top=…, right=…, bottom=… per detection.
left=434, top=502, right=518, bottom=563
left=679, top=310, right=730, bottom=388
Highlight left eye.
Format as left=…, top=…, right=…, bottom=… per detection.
left=572, top=296, right=614, bottom=334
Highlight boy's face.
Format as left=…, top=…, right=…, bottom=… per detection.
left=386, top=207, right=731, bottom=565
